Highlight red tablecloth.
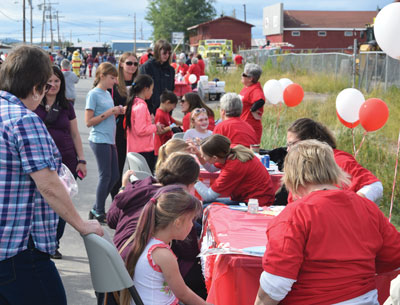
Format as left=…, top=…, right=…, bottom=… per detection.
left=174, top=81, right=192, bottom=97
left=202, top=205, right=399, bottom=305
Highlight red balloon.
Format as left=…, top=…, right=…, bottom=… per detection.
left=283, top=83, right=304, bottom=107
left=337, top=111, right=360, bottom=129
left=359, top=98, right=389, bottom=132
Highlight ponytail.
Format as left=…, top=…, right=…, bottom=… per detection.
left=230, top=145, right=254, bottom=162
left=125, top=74, right=153, bottom=130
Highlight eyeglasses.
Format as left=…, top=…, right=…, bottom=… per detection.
left=193, top=108, right=206, bottom=114
left=45, top=83, right=52, bottom=93
left=241, top=72, right=250, bottom=78
left=161, top=50, right=171, bottom=56
left=125, top=61, right=138, bottom=67
left=286, top=140, right=300, bottom=148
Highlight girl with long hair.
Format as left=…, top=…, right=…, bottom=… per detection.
left=85, top=62, right=125, bottom=224
left=125, top=74, right=163, bottom=173
left=194, top=134, right=275, bottom=205
left=120, top=185, right=210, bottom=305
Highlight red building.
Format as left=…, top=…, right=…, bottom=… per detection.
left=187, top=16, right=253, bottom=52
left=264, top=4, right=377, bottom=50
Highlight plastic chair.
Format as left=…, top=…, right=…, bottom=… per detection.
left=82, top=233, right=144, bottom=305
left=172, top=132, right=185, bottom=139
left=127, top=152, right=152, bottom=176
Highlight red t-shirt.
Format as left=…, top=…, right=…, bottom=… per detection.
left=212, top=157, right=274, bottom=206
left=139, top=53, right=149, bottom=65
left=263, top=189, right=400, bottom=305
left=187, top=63, right=201, bottom=83
left=239, top=82, right=265, bottom=143
left=182, top=112, right=215, bottom=132
left=287, top=149, right=380, bottom=202
left=197, top=59, right=205, bottom=75
left=234, top=54, right=243, bottom=65
left=213, top=117, right=258, bottom=148
left=154, top=108, right=175, bottom=156
left=177, top=64, right=189, bottom=76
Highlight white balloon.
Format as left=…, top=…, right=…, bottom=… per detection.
left=188, top=74, right=197, bottom=84
left=278, top=78, right=293, bottom=90
left=335, top=88, right=365, bottom=123
left=374, top=3, right=400, bottom=60
left=263, top=79, right=283, bottom=105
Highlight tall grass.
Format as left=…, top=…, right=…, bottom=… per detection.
left=208, top=63, right=400, bottom=227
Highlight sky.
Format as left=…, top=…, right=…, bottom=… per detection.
left=0, top=0, right=394, bottom=44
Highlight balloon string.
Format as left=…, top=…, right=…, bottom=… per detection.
left=352, top=128, right=356, bottom=156
left=389, top=129, right=400, bottom=222
left=274, top=103, right=282, bottom=148
left=354, top=131, right=367, bottom=159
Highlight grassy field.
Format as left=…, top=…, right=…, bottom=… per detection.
left=208, top=63, right=400, bottom=226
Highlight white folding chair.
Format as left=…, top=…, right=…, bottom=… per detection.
left=172, top=132, right=185, bottom=139
left=126, top=152, right=152, bottom=177
left=82, top=233, right=144, bottom=305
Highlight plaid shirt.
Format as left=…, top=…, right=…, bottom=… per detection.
left=0, top=91, right=61, bottom=260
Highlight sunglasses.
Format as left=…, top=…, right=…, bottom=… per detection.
left=125, top=61, right=139, bottom=67
left=241, top=72, right=250, bottom=78
left=45, top=83, right=52, bottom=93
left=193, top=108, right=206, bottom=114
left=161, top=50, right=171, bottom=56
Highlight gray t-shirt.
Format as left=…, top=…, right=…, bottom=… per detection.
left=183, top=129, right=212, bottom=141
left=63, top=71, right=79, bottom=100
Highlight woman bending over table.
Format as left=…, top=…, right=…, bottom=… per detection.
left=194, top=134, right=275, bottom=206
left=286, top=118, right=383, bottom=204
left=255, top=140, right=400, bottom=305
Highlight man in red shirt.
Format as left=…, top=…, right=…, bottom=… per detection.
left=139, top=48, right=152, bottom=65
left=234, top=53, right=243, bottom=67
left=213, top=93, right=258, bottom=148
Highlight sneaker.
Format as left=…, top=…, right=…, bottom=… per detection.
left=51, top=249, right=62, bottom=259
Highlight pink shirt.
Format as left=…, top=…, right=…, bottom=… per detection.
left=126, top=97, right=157, bottom=153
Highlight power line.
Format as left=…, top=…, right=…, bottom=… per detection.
left=0, top=9, right=19, bottom=22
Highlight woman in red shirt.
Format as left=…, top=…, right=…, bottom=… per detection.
left=286, top=118, right=382, bottom=204
left=196, top=54, right=205, bottom=75
left=239, top=63, right=265, bottom=143
left=181, top=92, right=215, bottom=131
left=186, top=57, right=201, bottom=89
left=255, top=140, right=400, bottom=305
left=193, top=134, right=274, bottom=206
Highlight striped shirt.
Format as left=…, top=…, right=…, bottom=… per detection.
left=0, top=91, right=61, bottom=260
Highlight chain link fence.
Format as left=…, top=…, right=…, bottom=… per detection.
left=239, top=49, right=400, bottom=92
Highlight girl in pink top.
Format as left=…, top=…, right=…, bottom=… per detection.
left=125, top=74, right=163, bottom=172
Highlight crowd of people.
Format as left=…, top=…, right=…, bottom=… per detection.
left=0, top=42, right=399, bottom=305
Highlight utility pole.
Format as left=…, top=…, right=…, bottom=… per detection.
left=134, top=13, right=136, bottom=53
left=40, top=0, right=46, bottom=47
left=70, top=30, right=72, bottom=44
left=140, top=23, right=143, bottom=40
left=48, top=4, right=54, bottom=52
left=243, top=4, right=246, bottom=23
left=23, top=0, right=26, bottom=43
left=28, top=0, right=33, bottom=44
left=98, top=19, right=102, bottom=42
left=56, top=11, right=62, bottom=48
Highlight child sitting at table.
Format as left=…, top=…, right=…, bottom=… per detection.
left=119, top=185, right=212, bottom=305
left=125, top=74, right=163, bottom=173
left=181, top=92, right=215, bottom=131
left=154, top=89, right=182, bottom=157
left=183, top=108, right=212, bottom=142
left=193, top=134, right=275, bottom=206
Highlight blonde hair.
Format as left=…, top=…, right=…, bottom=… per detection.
left=156, top=138, right=189, bottom=170
left=93, top=62, right=118, bottom=87
left=117, top=52, right=138, bottom=98
left=283, top=139, right=350, bottom=197
left=201, top=134, right=254, bottom=163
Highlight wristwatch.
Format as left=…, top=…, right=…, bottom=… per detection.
left=78, top=159, right=87, bottom=164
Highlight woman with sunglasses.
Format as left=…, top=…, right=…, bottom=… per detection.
left=139, top=39, right=175, bottom=114
left=110, top=52, right=139, bottom=198
left=181, top=92, right=215, bottom=132
left=240, top=63, right=265, bottom=144
left=183, top=108, right=212, bottom=142
left=34, top=65, right=87, bottom=259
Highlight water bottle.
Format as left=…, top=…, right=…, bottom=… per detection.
left=248, top=198, right=259, bottom=214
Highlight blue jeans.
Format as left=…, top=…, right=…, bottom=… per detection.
left=90, top=142, right=119, bottom=214
left=0, top=248, right=66, bottom=305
